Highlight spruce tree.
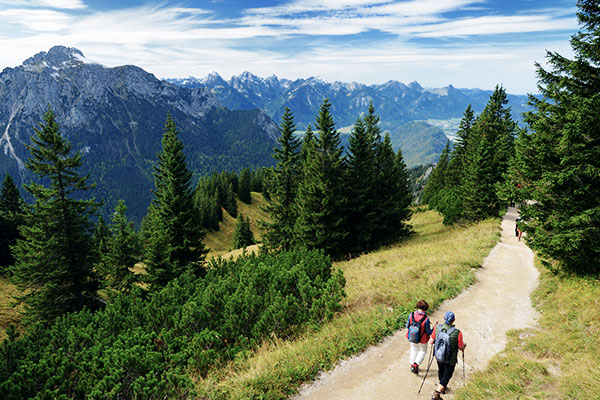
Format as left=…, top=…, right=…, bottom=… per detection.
left=10, top=108, right=101, bottom=323
left=445, top=104, right=475, bottom=189
left=101, top=200, right=140, bottom=293
left=233, top=213, right=255, bottom=249
left=422, top=140, right=451, bottom=208
left=461, top=85, right=517, bottom=220
left=238, top=168, right=252, bottom=204
left=514, top=0, right=600, bottom=272
left=294, top=99, right=347, bottom=257
left=344, top=103, right=381, bottom=253
left=93, top=215, right=110, bottom=261
left=372, top=133, right=412, bottom=246
left=145, top=114, right=207, bottom=289
left=263, top=108, right=301, bottom=251
left=0, top=173, right=24, bottom=271
left=224, top=181, right=237, bottom=218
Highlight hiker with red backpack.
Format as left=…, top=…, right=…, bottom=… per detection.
left=406, top=300, right=433, bottom=374
left=428, top=311, right=467, bottom=400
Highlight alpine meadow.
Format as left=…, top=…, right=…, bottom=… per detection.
left=0, top=0, right=599, bottom=399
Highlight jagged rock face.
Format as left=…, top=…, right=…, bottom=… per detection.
left=0, top=46, right=278, bottom=222
left=169, top=72, right=530, bottom=130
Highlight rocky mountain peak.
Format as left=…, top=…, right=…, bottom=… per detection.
left=22, top=46, right=93, bottom=72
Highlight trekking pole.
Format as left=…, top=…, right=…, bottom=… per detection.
left=462, top=350, right=466, bottom=382
left=418, top=320, right=438, bottom=394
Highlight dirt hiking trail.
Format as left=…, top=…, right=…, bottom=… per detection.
left=292, top=207, right=539, bottom=400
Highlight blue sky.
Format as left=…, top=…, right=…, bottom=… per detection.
left=0, top=0, right=579, bottom=94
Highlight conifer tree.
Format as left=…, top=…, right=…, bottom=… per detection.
left=422, top=140, right=451, bottom=207
left=233, top=212, right=255, bottom=249
left=344, top=105, right=380, bottom=253
left=445, top=104, right=474, bottom=188
left=263, top=108, right=301, bottom=251
left=294, top=99, right=347, bottom=257
left=93, top=215, right=110, bottom=261
left=394, top=147, right=413, bottom=232
left=145, top=114, right=207, bottom=289
left=238, top=168, right=252, bottom=204
left=0, top=173, right=24, bottom=271
left=372, top=133, right=412, bottom=245
left=10, top=108, right=101, bottom=323
left=101, top=200, right=140, bottom=293
left=461, top=132, right=497, bottom=221
left=513, top=0, right=600, bottom=272
left=224, top=181, right=237, bottom=218
left=461, top=85, right=517, bottom=220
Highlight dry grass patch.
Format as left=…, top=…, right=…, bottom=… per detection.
left=0, top=277, right=23, bottom=342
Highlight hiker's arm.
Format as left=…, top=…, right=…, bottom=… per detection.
left=428, top=326, right=436, bottom=344
left=424, top=318, right=433, bottom=335
left=458, top=331, right=466, bottom=351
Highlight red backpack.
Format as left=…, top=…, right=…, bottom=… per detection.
left=407, top=312, right=427, bottom=343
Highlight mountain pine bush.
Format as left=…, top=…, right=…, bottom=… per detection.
left=0, top=249, right=345, bottom=399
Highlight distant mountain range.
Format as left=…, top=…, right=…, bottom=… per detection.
left=0, top=46, right=279, bottom=223
left=167, top=72, right=531, bottom=167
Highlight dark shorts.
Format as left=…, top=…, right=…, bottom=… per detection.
left=437, top=361, right=456, bottom=387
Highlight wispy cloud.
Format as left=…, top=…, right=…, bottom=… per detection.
left=0, top=0, right=86, bottom=9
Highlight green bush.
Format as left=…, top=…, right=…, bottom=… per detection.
left=0, top=249, right=345, bottom=399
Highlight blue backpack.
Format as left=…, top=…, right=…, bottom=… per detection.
left=434, top=324, right=457, bottom=363
left=407, top=312, right=427, bottom=343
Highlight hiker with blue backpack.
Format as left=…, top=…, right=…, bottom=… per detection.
left=428, top=311, right=466, bottom=400
left=405, top=300, right=433, bottom=374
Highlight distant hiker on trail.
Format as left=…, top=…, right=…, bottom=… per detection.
left=429, top=311, right=466, bottom=400
left=516, top=217, right=523, bottom=241
left=406, top=300, right=433, bottom=374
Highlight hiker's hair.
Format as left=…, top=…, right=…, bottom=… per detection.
left=416, top=300, right=429, bottom=311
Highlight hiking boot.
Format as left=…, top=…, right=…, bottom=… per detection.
left=431, top=390, right=443, bottom=400
left=410, top=363, right=418, bottom=374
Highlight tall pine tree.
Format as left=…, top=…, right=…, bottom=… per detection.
left=422, top=140, right=451, bottom=208
left=10, top=108, right=101, bottom=323
left=101, top=200, right=140, bottom=293
left=238, top=168, right=252, bottom=204
left=145, top=114, right=207, bottom=289
left=344, top=116, right=378, bottom=253
left=372, top=133, right=412, bottom=245
left=0, top=173, right=24, bottom=271
left=263, top=108, right=301, bottom=251
left=294, top=99, right=347, bottom=257
left=513, top=0, right=600, bottom=272
left=461, top=85, right=517, bottom=220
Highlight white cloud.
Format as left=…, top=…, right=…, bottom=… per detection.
left=0, top=0, right=86, bottom=9
left=410, top=15, right=579, bottom=37
left=0, top=8, right=73, bottom=31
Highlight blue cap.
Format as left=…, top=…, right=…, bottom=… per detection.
left=444, top=311, right=455, bottom=324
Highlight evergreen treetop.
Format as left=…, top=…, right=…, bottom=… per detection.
left=10, top=107, right=101, bottom=323
left=145, top=114, right=207, bottom=289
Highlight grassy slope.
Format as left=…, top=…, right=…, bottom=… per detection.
left=204, top=192, right=270, bottom=259
left=455, top=260, right=600, bottom=400
left=0, top=278, right=22, bottom=342
left=194, top=210, right=501, bottom=399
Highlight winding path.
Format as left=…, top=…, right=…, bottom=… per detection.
left=292, top=207, right=539, bottom=399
